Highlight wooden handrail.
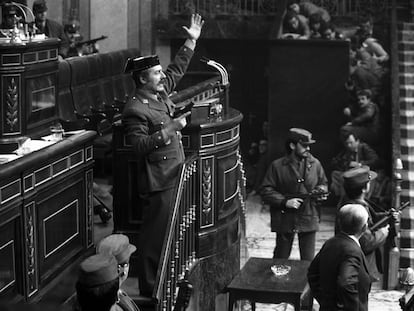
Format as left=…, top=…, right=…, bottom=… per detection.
left=153, top=155, right=198, bottom=310
left=170, top=75, right=221, bottom=104
left=151, top=73, right=231, bottom=309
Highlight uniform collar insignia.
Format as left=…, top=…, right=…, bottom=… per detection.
left=142, top=99, right=149, bottom=104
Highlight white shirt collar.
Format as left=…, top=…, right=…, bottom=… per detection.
left=348, top=234, right=361, bottom=247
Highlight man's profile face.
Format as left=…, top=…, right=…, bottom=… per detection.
left=293, top=142, right=310, bottom=159
left=357, top=95, right=369, bottom=106
left=288, top=17, right=299, bottom=29
left=344, top=134, right=359, bottom=152
left=35, top=11, right=47, bottom=23
left=141, top=65, right=166, bottom=93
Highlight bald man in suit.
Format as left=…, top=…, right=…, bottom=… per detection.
left=308, top=204, right=371, bottom=311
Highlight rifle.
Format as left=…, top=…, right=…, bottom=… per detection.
left=285, top=189, right=330, bottom=203
left=370, top=201, right=410, bottom=231
left=74, top=35, right=107, bottom=48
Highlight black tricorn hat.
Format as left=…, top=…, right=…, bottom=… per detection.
left=78, top=254, right=119, bottom=287
left=124, top=55, right=160, bottom=74
left=343, top=165, right=377, bottom=188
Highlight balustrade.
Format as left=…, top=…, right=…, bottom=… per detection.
left=161, top=0, right=389, bottom=19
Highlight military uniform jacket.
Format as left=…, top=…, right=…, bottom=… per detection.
left=308, top=233, right=371, bottom=311
left=260, top=153, right=328, bottom=233
left=331, top=142, right=379, bottom=171
left=122, top=45, right=193, bottom=193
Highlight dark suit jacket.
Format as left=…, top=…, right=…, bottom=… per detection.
left=36, top=19, right=69, bottom=57
left=340, top=198, right=388, bottom=278
left=331, top=142, right=379, bottom=171
left=308, top=233, right=371, bottom=311
left=122, top=45, right=193, bottom=193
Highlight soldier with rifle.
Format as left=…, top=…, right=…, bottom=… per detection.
left=338, top=165, right=400, bottom=282
left=261, top=128, right=328, bottom=260
left=66, top=34, right=108, bottom=57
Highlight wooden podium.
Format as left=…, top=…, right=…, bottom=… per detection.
left=0, top=38, right=60, bottom=150
left=0, top=38, right=97, bottom=304
left=112, top=107, right=244, bottom=310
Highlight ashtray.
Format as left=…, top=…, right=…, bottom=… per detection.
left=271, top=264, right=291, bottom=276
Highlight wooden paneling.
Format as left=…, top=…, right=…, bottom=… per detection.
left=0, top=209, right=23, bottom=301
left=37, top=178, right=85, bottom=284
left=268, top=39, right=350, bottom=172
left=0, top=131, right=96, bottom=302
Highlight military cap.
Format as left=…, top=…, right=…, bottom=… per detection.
left=356, top=88, right=372, bottom=98
left=124, top=55, right=160, bottom=73
left=288, top=128, right=316, bottom=145
left=78, top=254, right=119, bottom=287
left=33, top=0, right=48, bottom=14
left=97, top=234, right=137, bottom=264
left=343, top=165, right=377, bottom=188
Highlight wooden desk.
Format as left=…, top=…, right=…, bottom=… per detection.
left=0, top=131, right=96, bottom=303
left=227, top=257, right=312, bottom=311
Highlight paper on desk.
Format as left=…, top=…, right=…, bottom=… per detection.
left=0, top=154, right=22, bottom=164
left=15, top=139, right=54, bottom=155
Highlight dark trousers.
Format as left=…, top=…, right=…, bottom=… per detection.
left=137, top=188, right=175, bottom=296
left=274, top=231, right=316, bottom=261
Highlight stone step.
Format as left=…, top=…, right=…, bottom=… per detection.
left=400, top=85, right=414, bottom=97
left=400, top=72, right=414, bottom=84
left=400, top=97, right=414, bottom=111
left=398, top=23, right=414, bottom=31
left=400, top=137, right=414, bottom=148
left=399, top=123, right=414, bottom=132
left=399, top=50, right=414, bottom=62
left=399, top=30, right=414, bottom=41
left=399, top=61, right=414, bottom=72
left=400, top=126, right=414, bottom=138
left=399, top=41, right=414, bottom=51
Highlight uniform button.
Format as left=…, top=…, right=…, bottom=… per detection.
left=161, top=121, right=164, bottom=125
left=163, top=156, right=167, bottom=160
left=155, top=145, right=159, bottom=149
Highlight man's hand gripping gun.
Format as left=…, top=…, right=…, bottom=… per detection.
left=370, top=201, right=410, bottom=232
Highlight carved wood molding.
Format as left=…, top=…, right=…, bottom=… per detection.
left=201, top=159, right=212, bottom=217
left=24, top=201, right=38, bottom=297
left=5, top=77, right=19, bottom=132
